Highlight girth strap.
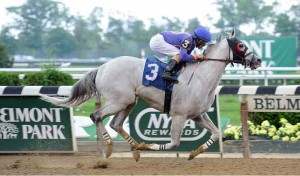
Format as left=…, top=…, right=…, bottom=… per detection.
left=164, top=81, right=172, bottom=114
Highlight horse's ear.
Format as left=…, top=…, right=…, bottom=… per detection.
left=231, top=28, right=236, bottom=37
left=216, top=34, right=222, bottom=43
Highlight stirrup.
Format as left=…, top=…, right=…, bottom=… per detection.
left=162, top=75, right=178, bottom=84
left=162, top=72, right=177, bottom=81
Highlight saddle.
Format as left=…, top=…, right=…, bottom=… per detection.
left=142, top=57, right=185, bottom=114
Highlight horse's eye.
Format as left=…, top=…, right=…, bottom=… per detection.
left=236, top=43, right=246, bottom=52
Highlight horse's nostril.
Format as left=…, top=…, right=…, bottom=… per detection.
left=257, top=58, right=262, bottom=63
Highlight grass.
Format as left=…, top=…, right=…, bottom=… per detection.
left=73, top=96, right=242, bottom=126
left=73, top=98, right=97, bottom=116
left=218, top=95, right=241, bottom=126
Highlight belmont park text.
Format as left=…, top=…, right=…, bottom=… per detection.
left=0, top=108, right=63, bottom=122
left=0, top=108, right=66, bottom=140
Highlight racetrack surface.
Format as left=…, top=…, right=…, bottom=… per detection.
left=0, top=153, right=299, bottom=175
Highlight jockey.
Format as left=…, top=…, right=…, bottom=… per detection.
left=149, top=27, right=212, bottom=82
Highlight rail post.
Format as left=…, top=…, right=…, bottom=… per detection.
left=240, top=95, right=251, bottom=158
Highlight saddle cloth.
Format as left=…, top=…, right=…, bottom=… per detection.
left=142, top=57, right=181, bottom=92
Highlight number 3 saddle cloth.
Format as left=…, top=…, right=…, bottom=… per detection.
left=142, top=57, right=183, bottom=92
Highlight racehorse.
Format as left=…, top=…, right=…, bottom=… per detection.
left=40, top=28, right=261, bottom=165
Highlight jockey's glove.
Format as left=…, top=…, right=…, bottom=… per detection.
left=192, top=54, right=207, bottom=60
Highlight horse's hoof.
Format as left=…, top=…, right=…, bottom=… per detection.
left=105, top=146, right=113, bottom=158
left=133, top=150, right=141, bottom=162
left=188, top=146, right=206, bottom=160
left=105, top=142, right=113, bottom=158
left=93, top=158, right=109, bottom=169
left=188, top=150, right=197, bottom=160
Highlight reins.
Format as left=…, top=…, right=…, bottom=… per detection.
left=187, top=46, right=253, bottom=85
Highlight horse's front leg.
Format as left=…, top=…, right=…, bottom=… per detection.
left=136, top=115, right=186, bottom=151
left=189, top=112, right=220, bottom=160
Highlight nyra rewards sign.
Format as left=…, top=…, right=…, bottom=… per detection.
left=0, top=96, right=75, bottom=152
left=129, top=98, right=221, bottom=152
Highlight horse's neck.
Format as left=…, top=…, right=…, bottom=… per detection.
left=194, top=41, right=230, bottom=88
left=191, top=60, right=227, bottom=88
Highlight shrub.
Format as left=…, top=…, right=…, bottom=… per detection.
left=0, top=44, right=13, bottom=68
left=22, top=68, right=75, bottom=86
left=22, top=72, right=47, bottom=86
left=0, top=72, right=21, bottom=86
left=249, top=112, right=300, bottom=128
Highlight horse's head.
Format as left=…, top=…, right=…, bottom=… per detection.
left=204, top=28, right=261, bottom=70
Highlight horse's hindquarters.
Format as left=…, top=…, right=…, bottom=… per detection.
left=136, top=85, right=165, bottom=112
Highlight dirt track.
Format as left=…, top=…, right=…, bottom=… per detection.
left=0, top=153, right=299, bottom=175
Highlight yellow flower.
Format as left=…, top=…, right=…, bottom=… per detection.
left=268, top=132, right=274, bottom=137
left=247, top=121, right=254, bottom=126
left=282, top=136, right=290, bottom=141
left=280, top=118, right=288, bottom=125
left=272, top=135, right=280, bottom=140
left=268, top=126, right=277, bottom=133
left=290, top=137, right=298, bottom=142
left=259, top=129, right=267, bottom=135
left=234, top=133, right=240, bottom=140
left=261, top=120, right=270, bottom=128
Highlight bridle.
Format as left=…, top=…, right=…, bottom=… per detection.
left=203, top=37, right=254, bottom=68
left=187, top=37, right=255, bottom=85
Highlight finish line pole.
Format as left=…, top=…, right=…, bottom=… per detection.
left=240, top=95, right=251, bottom=158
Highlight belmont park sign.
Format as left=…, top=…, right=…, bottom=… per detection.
left=248, top=96, right=300, bottom=112
left=0, top=108, right=65, bottom=139
left=0, top=96, right=75, bottom=152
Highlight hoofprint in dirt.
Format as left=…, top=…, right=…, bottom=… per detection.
left=0, top=154, right=299, bottom=175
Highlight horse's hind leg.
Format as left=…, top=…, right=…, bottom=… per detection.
left=188, top=112, right=220, bottom=160
left=109, top=102, right=141, bottom=162
left=91, top=102, right=127, bottom=159
left=137, top=115, right=186, bottom=151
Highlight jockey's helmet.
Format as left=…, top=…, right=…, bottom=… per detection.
left=193, top=27, right=211, bottom=47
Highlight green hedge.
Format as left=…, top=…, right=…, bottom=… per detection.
left=0, top=72, right=21, bottom=86
left=249, top=112, right=300, bottom=128
left=22, top=69, right=75, bottom=86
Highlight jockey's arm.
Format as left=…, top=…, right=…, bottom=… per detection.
left=179, top=48, right=195, bottom=61
left=179, top=38, right=196, bottom=61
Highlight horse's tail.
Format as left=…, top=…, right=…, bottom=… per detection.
left=40, top=68, right=99, bottom=107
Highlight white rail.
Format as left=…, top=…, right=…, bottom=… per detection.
left=1, top=67, right=300, bottom=73
left=2, top=67, right=300, bottom=86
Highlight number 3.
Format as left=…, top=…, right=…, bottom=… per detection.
left=181, top=39, right=190, bottom=49
left=145, top=64, right=159, bottom=81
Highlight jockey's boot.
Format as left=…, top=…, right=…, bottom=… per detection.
left=162, top=59, right=178, bottom=82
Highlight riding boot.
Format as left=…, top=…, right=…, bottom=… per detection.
left=162, top=59, right=179, bottom=82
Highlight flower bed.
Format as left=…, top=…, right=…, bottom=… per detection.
left=224, top=118, right=300, bottom=142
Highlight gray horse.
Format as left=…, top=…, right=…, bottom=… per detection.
left=40, top=29, right=261, bottom=164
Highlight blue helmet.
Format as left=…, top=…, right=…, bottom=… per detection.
left=193, top=27, right=211, bottom=43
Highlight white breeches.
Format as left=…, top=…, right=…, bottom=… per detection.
left=149, top=34, right=180, bottom=56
